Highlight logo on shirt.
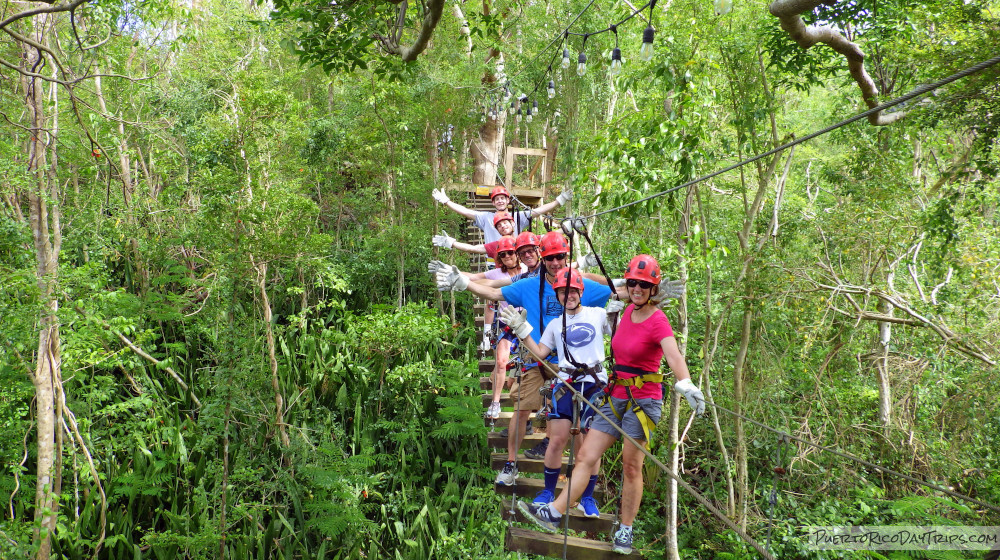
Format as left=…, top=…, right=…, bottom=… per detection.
left=564, top=324, right=597, bottom=348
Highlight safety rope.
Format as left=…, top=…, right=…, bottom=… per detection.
left=578, top=54, right=1000, bottom=221
left=527, top=358, right=776, bottom=560
left=700, top=398, right=1000, bottom=515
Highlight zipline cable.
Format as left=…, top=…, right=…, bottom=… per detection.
left=701, top=398, right=1000, bottom=515
left=581, top=54, right=1000, bottom=221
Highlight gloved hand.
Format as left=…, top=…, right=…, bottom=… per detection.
left=427, top=260, right=448, bottom=275
left=556, top=189, right=573, bottom=206
left=651, top=278, right=685, bottom=303
left=575, top=253, right=599, bottom=270
left=674, top=378, right=705, bottom=416
left=612, top=278, right=625, bottom=288
left=500, top=306, right=533, bottom=339
left=432, top=188, right=451, bottom=204
left=605, top=299, right=625, bottom=314
left=432, top=231, right=455, bottom=249
left=435, top=265, right=469, bottom=292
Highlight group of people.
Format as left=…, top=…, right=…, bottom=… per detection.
left=428, top=186, right=705, bottom=554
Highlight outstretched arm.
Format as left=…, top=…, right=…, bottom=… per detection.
left=527, top=189, right=572, bottom=217
left=500, top=307, right=550, bottom=362
left=452, top=240, right=487, bottom=254
left=432, top=188, right=478, bottom=219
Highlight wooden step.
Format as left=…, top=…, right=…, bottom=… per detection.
left=505, top=527, right=643, bottom=559
left=491, top=453, right=568, bottom=474
left=480, top=376, right=492, bottom=389
left=480, top=360, right=495, bottom=373
left=489, top=431, right=548, bottom=450
left=501, top=500, right=616, bottom=535
left=484, top=411, right=547, bottom=429
left=495, top=476, right=606, bottom=501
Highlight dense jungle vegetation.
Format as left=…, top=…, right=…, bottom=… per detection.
left=1, top=0, right=999, bottom=558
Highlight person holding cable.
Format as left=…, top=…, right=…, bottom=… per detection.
left=500, top=268, right=613, bottom=518
left=517, top=254, right=705, bottom=555
left=431, top=185, right=571, bottom=243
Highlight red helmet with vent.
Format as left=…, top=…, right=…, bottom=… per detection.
left=495, top=236, right=516, bottom=254
left=514, top=231, right=539, bottom=251
left=493, top=211, right=514, bottom=227
left=552, top=268, right=584, bottom=293
left=490, top=186, right=511, bottom=200
left=539, top=232, right=570, bottom=257
left=623, top=254, right=661, bottom=284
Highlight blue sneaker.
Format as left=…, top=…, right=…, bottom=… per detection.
left=576, top=496, right=600, bottom=518
left=532, top=489, right=555, bottom=505
left=517, top=500, right=561, bottom=533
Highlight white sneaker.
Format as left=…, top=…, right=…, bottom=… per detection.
left=485, top=401, right=501, bottom=419
left=495, top=462, right=518, bottom=486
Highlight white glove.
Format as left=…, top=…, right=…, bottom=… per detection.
left=556, top=189, right=573, bottom=206
left=435, top=265, right=469, bottom=292
left=575, top=253, right=599, bottom=270
left=612, top=278, right=625, bottom=288
left=432, top=231, right=455, bottom=249
left=428, top=260, right=448, bottom=275
left=605, top=299, right=625, bottom=314
left=651, top=278, right=685, bottom=302
left=674, top=378, right=705, bottom=416
left=432, top=188, right=451, bottom=204
left=500, top=306, right=533, bottom=339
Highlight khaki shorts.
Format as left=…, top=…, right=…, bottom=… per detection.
left=508, top=365, right=545, bottom=411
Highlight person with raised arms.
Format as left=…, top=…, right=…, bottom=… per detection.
left=516, top=254, right=705, bottom=555
left=435, top=232, right=612, bottom=487
left=431, top=185, right=571, bottom=243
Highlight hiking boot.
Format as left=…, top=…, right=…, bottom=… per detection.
left=498, top=420, right=533, bottom=438
left=485, top=401, right=501, bottom=419
left=517, top=500, right=561, bottom=533
left=576, top=496, right=600, bottom=518
left=523, top=437, right=549, bottom=460
left=612, top=525, right=633, bottom=554
left=532, top=489, right=555, bottom=505
left=495, top=462, right=518, bottom=486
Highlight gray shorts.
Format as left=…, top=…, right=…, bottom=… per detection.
left=590, top=396, right=663, bottom=442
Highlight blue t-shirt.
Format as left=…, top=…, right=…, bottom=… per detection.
left=501, top=275, right=612, bottom=344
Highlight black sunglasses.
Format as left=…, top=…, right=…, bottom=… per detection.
left=543, top=253, right=568, bottom=262
left=516, top=248, right=536, bottom=257
left=626, top=279, right=655, bottom=289
left=497, top=251, right=516, bottom=258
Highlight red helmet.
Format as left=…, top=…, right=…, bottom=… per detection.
left=493, top=211, right=514, bottom=228
left=489, top=186, right=511, bottom=200
left=539, top=232, right=570, bottom=257
left=494, top=236, right=518, bottom=267
left=552, top=268, right=584, bottom=292
left=495, top=235, right=516, bottom=254
left=624, top=254, right=661, bottom=284
left=514, top=231, right=539, bottom=251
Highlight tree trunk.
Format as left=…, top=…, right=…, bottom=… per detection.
left=255, top=259, right=290, bottom=448
left=876, top=299, right=892, bottom=432
left=732, top=305, right=752, bottom=530
left=664, top=186, right=695, bottom=559
left=20, top=13, right=64, bottom=559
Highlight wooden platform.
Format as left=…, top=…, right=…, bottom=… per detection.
left=489, top=431, right=548, bottom=450
left=484, top=411, right=547, bottom=429
left=494, top=476, right=606, bottom=502
left=490, top=453, right=566, bottom=473
left=505, top=527, right=643, bottom=560
left=501, top=500, right=616, bottom=534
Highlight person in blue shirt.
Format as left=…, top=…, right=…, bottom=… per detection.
left=436, top=232, right=611, bottom=487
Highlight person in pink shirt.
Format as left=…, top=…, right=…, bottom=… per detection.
left=518, top=254, right=705, bottom=555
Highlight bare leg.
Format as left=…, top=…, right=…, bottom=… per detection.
left=544, top=419, right=571, bottom=470
left=490, top=338, right=512, bottom=404
left=619, top=437, right=647, bottom=525
left=549, top=430, right=618, bottom=515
